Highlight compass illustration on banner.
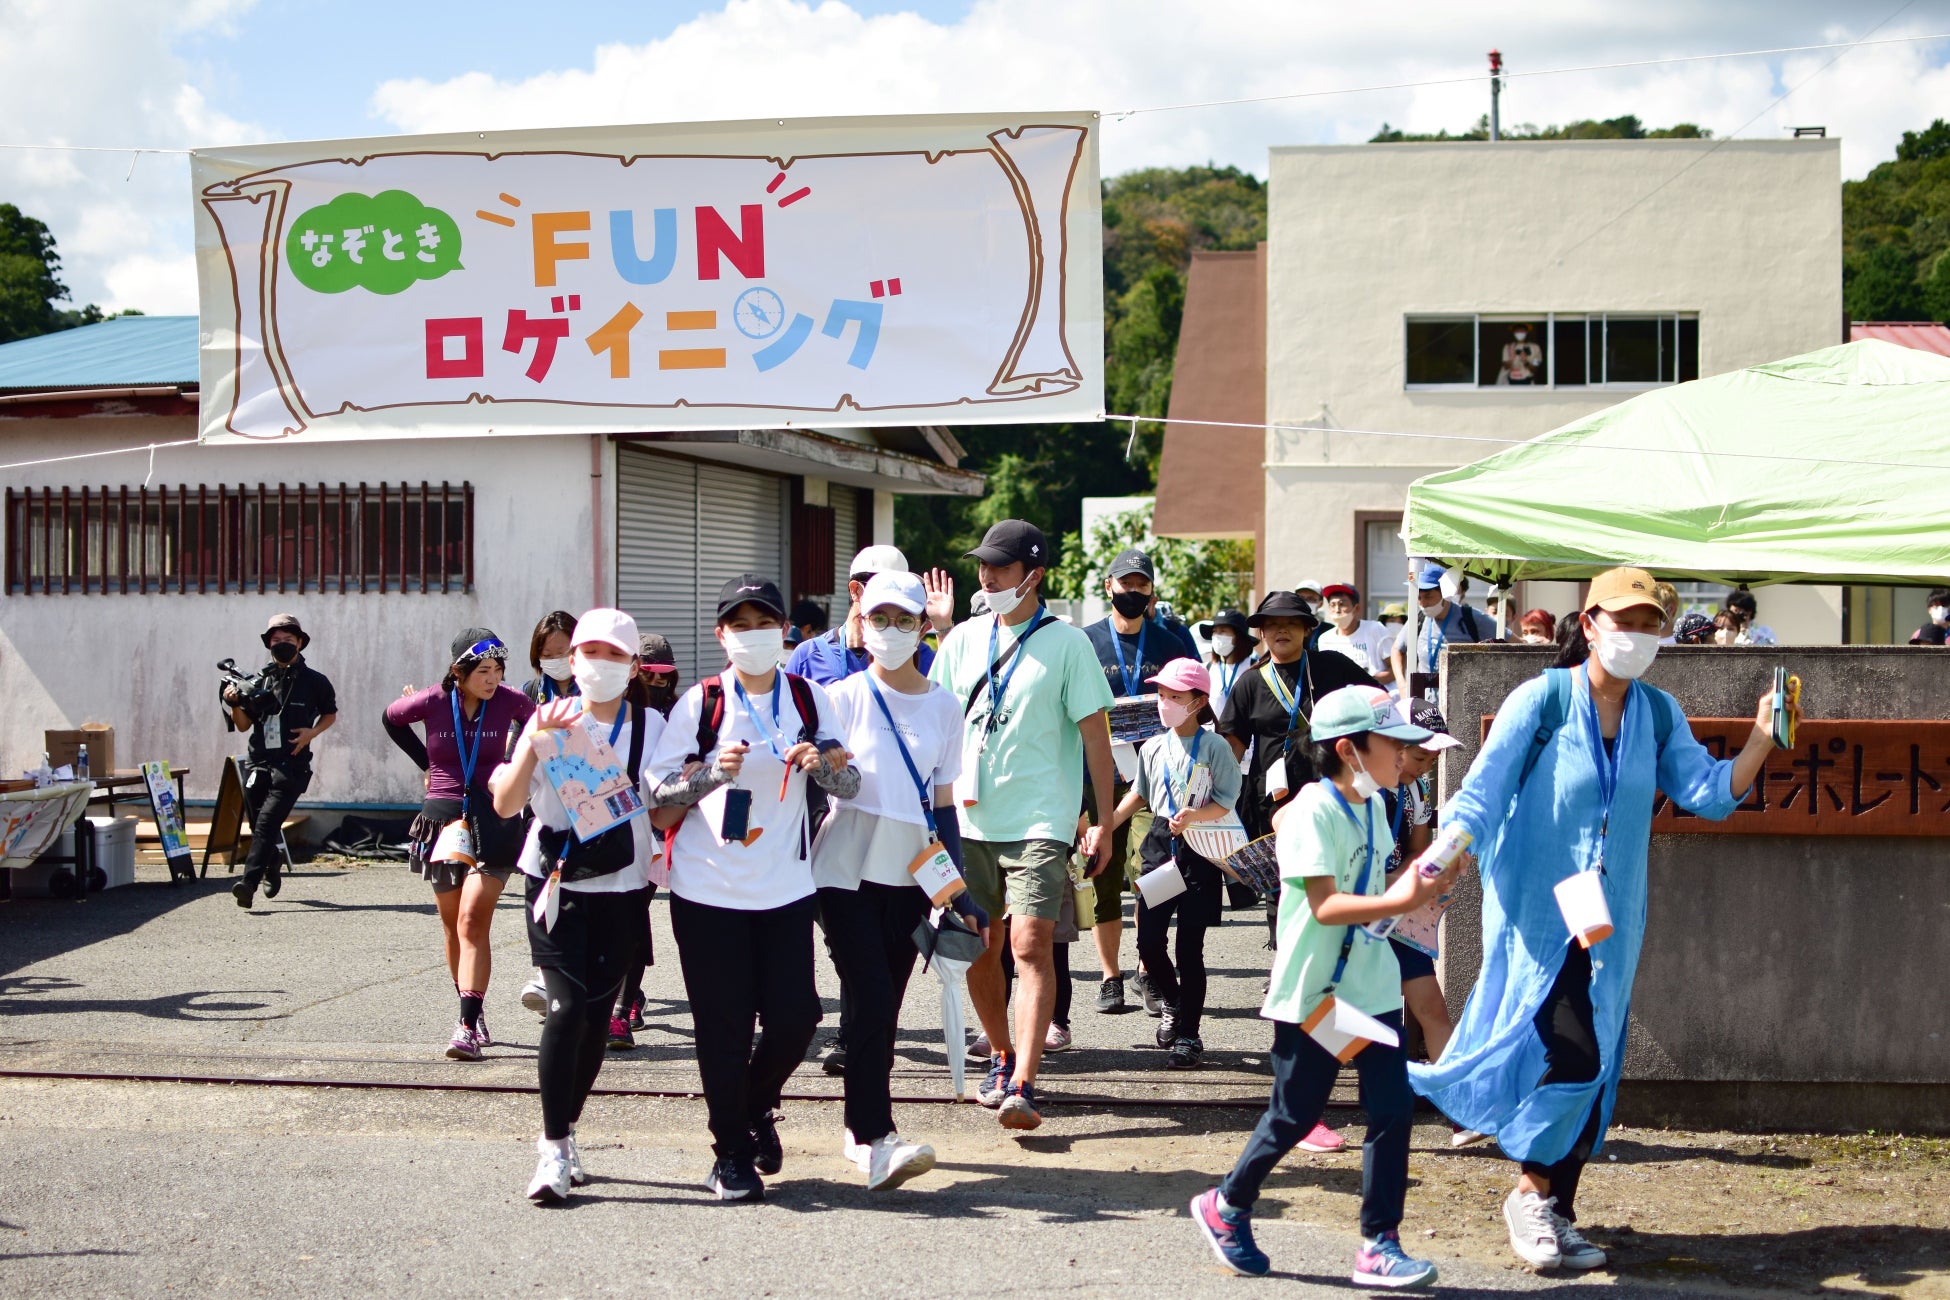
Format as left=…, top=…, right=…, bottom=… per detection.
left=733, top=287, right=786, bottom=340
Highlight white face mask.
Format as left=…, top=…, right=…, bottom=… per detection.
left=572, top=656, right=633, bottom=703
left=982, top=574, right=1036, bottom=619
left=1520, top=633, right=1550, bottom=646
left=538, top=656, right=573, bottom=683
left=1593, top=629, right=1661, bottom=680
left=1156, top=697, right=1194, bottom=730
left=721, top=626, right=785, bottom=677
left=1209, top=632, right=1235, bottom=659
left=1514, top=331, right=1528, bottom=341
left=1331, top=606, right=1358, bottom=630
left=862, top=622, right=921, bottom=670
left=1932, top=605, right=1949, bottom=624
left=1349, top=752, right=1382, bottom=800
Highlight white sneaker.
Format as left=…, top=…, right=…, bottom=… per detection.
left=866, top=1133, right=936, bottom=1191
left=842, top=1128, right=871, bottom=1173
left=965, top=1032, right=991, bottom=1062
left=1551, top=1212, right=1606, bottom=1270
left=1503, top=1188, right=1563, bottom=1268
left=527, top=1137, right=572, bottom=1204
left=1451, top=1127, right=1489, bottom=1148
left=566, top=1129, right=588, bottom=1187
left=520, top=975, right=548, bottom=1017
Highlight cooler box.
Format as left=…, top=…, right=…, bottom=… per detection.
left=11, top=816, right=138, bottom=896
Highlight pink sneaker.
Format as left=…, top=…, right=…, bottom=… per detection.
left=444, top=1021, right=483, bottom=1062
left=1298, top=1121, right=1345, bottom=1153
left=1044, top=1023, right=1074, bottom=1052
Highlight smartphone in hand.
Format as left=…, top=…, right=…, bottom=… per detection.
left=720, top=787, right=753, bottom=842
left=1770, top=666, right=1802, bottom=748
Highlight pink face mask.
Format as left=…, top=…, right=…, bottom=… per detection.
left=1157, top=697, right=1194, bottom=729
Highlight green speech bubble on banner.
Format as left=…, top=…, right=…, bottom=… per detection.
left=284, top=190, right=463, bottom=295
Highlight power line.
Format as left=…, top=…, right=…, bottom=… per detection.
left=1104, top=412, right=1950, bottom=474
left=1106, top=28, right=1949, bottom=119
left=0, top=439, right=198, bottom=474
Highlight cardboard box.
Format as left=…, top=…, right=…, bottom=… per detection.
left=44, top=724, right=114, bottom=776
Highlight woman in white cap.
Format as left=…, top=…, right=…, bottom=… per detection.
left=1410, top=567, right=1787, bottom=1271
left=383, top=627, right=534, bottom=1060
left=646, top=574, right=860, bottom=1203
left=489, top=609, right=665, bottom=1205
left=812, top=569, right=988, bottom=1188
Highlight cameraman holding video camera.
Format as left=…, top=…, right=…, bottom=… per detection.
left=222, top=613, right=337, bottom=909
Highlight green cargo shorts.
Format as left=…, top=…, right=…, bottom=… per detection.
left=960, top=837, right=1072, bottom=923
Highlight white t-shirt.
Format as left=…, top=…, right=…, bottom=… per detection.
left=517, top=703, right=665, bottom=894
left=1206, top=656, right=1250, bottom=721
left=647, top=673, right=846, bottom=911
left=825, top=672, right=963, bottom=826
left=1318, top=619, right=1393, bottom=678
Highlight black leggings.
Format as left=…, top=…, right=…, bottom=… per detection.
left=538, top=966, right=622, bottom=1140
left=817, top=883, right=928, bottom=1144
left=1520, top=943, right=1604, bottom=1221
left=1134, top=893, right=1210, bottom=1038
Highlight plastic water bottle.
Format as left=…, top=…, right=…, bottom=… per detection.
left=1416, top=823, right=1473, bottom=879
left=77, top=744, right=90, bottom=779
left=37, top=751, right=52, bottom=788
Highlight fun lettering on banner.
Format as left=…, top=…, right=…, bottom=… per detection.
left=191, top=113, right=1102, bottom=442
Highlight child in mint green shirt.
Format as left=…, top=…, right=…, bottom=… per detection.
left=1190, top=685, right=1465, bottom=1287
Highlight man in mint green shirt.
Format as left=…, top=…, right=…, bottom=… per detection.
left=928, top=519, right=1115, bottom=1132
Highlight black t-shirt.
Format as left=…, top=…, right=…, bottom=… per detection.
left=226, top=657, right=338, bottom=771
left=1216, top=650, right=1378, bottom=836
left=1082, top=616, right=1202, bottom=699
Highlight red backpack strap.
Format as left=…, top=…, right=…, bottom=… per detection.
left=690, top=676, right=726, bottom=762
left=784, top=672, right=819, bottom=744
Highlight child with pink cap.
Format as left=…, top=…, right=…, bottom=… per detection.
left=1103, top=657, right=1242, bottom=1069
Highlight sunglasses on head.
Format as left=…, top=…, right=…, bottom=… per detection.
left=460, top=638, right=508, bottom=662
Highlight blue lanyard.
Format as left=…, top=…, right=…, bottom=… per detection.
left=866, top=675, right=937, bottom=837
left=1581, top=679, right=1632, bottom=862
left=1110, top=619, right=1149, bottom=696
left=451, top=691, right=485, bottom=808
left=1323, top=780, right=1380, bottom=989
left=1263, top=658, right=1305, bottom=734
left=1212, top=659, right=1240, bottom=699
left=983, top=607, right=1046, bottom=733
left=579, top=697, right=628, bottom=753
left=732, top=672, right=787, bottom=759
left=541, top=676, right=569, bottom=702
left=1156, top=727, right=1205, bottom=816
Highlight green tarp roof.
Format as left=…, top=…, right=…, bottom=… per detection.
left=1402, top=339, right=1950, bottom=588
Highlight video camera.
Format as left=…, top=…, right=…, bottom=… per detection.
left=217, top=658, right=279, bottom=722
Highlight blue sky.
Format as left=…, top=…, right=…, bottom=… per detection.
left=4, top=0, right=1948, bottom=314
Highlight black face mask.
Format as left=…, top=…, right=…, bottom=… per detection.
left=1110, top=590, right=1152, bottom=620
left=269, top=642, right=300, bottom=664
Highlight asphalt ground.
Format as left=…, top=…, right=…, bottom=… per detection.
left=3, top=857, right=1943, bottom=1298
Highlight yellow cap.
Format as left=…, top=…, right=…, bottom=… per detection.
left=1584, top=566, right=1664, bottom=616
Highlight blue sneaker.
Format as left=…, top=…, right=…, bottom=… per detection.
left=1190, top=1188, right=1270, bottom=1276
left=976, top=1053, right=1013, bottom=1108
left=1353, top=1230, right=1438, bottom=1289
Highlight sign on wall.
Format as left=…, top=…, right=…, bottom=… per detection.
left=192, top=113, right=1102, bottom=443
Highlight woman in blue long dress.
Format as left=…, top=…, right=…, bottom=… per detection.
left=1409, top=567, right=1785, bottom=1272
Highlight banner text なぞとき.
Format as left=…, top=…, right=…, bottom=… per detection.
left=193, top=112, right=1102, bottom=442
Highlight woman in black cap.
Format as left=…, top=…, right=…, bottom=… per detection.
left=384, top=628, right=536, bottom=1060
left=1198, top=609, right=1257, bottom=720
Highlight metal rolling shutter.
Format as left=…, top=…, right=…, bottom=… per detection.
left=616, top=449, right=703, bottom=679
left=616, top=450, right=788, bottom=682
left=829, top=484, right=859, bottom=623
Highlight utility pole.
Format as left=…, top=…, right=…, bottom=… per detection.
left=1488, top=49, right=1502, bottom=141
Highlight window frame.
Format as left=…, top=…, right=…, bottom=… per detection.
left=4, top=481, right=474, bottom=596
left=1403, top=312, right=1699, bottom=392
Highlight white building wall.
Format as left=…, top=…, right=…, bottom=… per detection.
left=1, top=416, right=592, bottom=805
left=1263, top=139, right=1844, bottom=636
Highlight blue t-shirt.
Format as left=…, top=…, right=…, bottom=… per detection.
left=1082, top=616, right=1201, bottom=698
left=785, top=627, right=936, bottom=686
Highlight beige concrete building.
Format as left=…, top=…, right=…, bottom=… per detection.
left=1159, top=137, right=1846, bottom=640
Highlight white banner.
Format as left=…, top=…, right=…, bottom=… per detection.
left=192, top=113, right=1102, bottom=443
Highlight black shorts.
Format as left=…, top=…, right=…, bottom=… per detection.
left=1390, top=937, right=1437, bottom=982
left=524, top=875, right=651, bottom=992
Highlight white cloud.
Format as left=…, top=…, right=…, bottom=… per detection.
left=0, top=0, right=265, bottom=316
left=371, top=0, right=1950, bottom=184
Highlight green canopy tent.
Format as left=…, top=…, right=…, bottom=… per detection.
left=1402, top=339, right=1950, bottom=591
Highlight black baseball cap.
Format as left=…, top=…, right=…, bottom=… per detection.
left=966, top=519, right=1048, bottom=568
left=716, top=574, right=787, bottom=621
left=1246, top=590, right=1318, bottom=627
left=1107, top=547, right=1154, bottom=581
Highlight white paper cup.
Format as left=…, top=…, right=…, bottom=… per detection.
left=1553, top=871, right=1614, bottom=948
left=1136, top=859, right=1188, bottom=907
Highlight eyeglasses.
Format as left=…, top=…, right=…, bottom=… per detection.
left=866, top=612, right=923, bottom=634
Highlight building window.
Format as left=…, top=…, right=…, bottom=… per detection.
left=1405, top=313, right=1698, bottom=389
left=5, top=482, right=473, bottom=595
left=1355, top=512, right=1408, bottom=622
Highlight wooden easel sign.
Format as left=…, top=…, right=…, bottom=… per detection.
left=141, top=761, right=196, bottom=883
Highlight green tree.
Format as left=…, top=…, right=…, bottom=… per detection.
left=1843, top=119, right=1950, bottom=323
left=1370, top=114, right=1708, bottom=143
left=0, top=203, right=118, bottom=342
left=1047, top=502, right=1253, bottom=624
left=1846, top=243, right=1924, bottom=321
